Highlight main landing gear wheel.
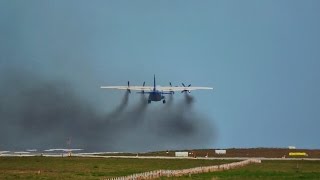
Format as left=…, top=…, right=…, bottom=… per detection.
left=148, top=100, right=151, bottom=104
left=163, top=100, right=166, bottom=104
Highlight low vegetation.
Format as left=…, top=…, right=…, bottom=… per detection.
left=161, top=160, right=320, bottom=179
left=1, top=157, right=320, bottom=179
left=0, top=157, right=233, bottom=179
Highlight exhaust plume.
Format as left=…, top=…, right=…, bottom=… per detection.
left=0, top=67, right=215, bottom=152
left=107, top=91, right=129, bottom=120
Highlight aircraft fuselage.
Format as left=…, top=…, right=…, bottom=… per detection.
left=148, top=91, right=165, bottom=102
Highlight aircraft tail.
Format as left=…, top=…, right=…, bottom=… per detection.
left=153, top=75, right=156, bottom=91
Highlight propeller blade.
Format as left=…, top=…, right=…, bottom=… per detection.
left=188, top=84, right=191, bottom=87
left=170, top=82, right=172, bottom=87
left=127, top=81, right=131, bottom=93
left=141, top=82, right=145, bottom=93
left=182, top=83, right=186, bottom=87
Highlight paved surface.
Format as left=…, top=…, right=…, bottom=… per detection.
left=2, top=153, right=320, bottom=161
left=75, top=155, right=320, bottom=161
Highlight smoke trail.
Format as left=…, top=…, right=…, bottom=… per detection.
left=129, top=94, right=148, bottom=122
left=106, top=91, right=129, bottom=120
left=166, top=94, right=174, bottom=106
left=156, top=94, right=197, bottom=137
left=184, top=93, right=195, bottom=105
left=112, top=94, right=148, bottom=130
left=120, top=94, right=214, bottom=152
left=0, top=67, right=215, bottom=152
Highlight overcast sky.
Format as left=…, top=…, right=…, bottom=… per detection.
left=1, top=0, right=320, bottom=150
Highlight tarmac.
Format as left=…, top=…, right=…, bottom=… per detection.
left=2, top=153, right=320, bottom=161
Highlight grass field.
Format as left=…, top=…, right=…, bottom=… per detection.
left=161, top=160, right=320, bottom=179
left=0, top=157, right=234, bottom=179
left=1, top=157, right=320, bottom=179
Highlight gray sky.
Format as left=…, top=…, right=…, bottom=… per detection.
left=1, top=0, right=320, bottom=150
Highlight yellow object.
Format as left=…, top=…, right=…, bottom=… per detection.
left=289, top=152, right=308, bottom=156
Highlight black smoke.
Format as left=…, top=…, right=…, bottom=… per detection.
left=106, top=91, right=130, bottom=120
left=0, top=68, right=215, bottom=152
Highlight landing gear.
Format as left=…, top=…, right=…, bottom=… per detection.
left=148, top=100, right=151, bottom=104
left=163, top=100, right=166, bottom=104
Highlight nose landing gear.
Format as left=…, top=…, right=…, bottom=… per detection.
left=162, top=99, right=166, bottom=104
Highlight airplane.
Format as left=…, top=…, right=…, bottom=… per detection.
left=101, top=75, right=213, bottom=104
left=44, top=149, right=83, bottom=152
left=0, top=151, right=10, bottom=154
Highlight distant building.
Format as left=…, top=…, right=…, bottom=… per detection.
left=175, top=152, right=188, bottom=157
left=288, top=146, right=296, bottom=149
left=215, top=150, right=226, bottom=154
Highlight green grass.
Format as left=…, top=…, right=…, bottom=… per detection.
left=2, top=157, right=320, bottom=180
left=161, top=160, right=320, bottom=180
left=0, top=157, right=234, bottom=179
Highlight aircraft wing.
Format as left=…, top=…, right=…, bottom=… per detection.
left=100, top=86, right=154, bottom=91
left=158, top=86, right=213, bottom=92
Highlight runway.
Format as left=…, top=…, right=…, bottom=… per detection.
left=2, top=152, right=320, bottom=161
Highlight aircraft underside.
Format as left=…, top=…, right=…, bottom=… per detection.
left=148, top=92, right=165, bottom=104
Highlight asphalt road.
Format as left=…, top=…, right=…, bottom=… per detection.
left=2, top=153, right=320, bottom=161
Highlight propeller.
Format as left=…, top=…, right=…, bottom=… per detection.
left=141, top=81, right=145, bottom=94
left=127, top=81, right=131, bottom=93
left=169, top=82, right=174, bottom=94
left=181, top=83, right=191, bottom=93
left=182, top=83, right=191, bottom=87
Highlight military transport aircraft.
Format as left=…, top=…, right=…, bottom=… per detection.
left=101, top=75, right=213, bottom=104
